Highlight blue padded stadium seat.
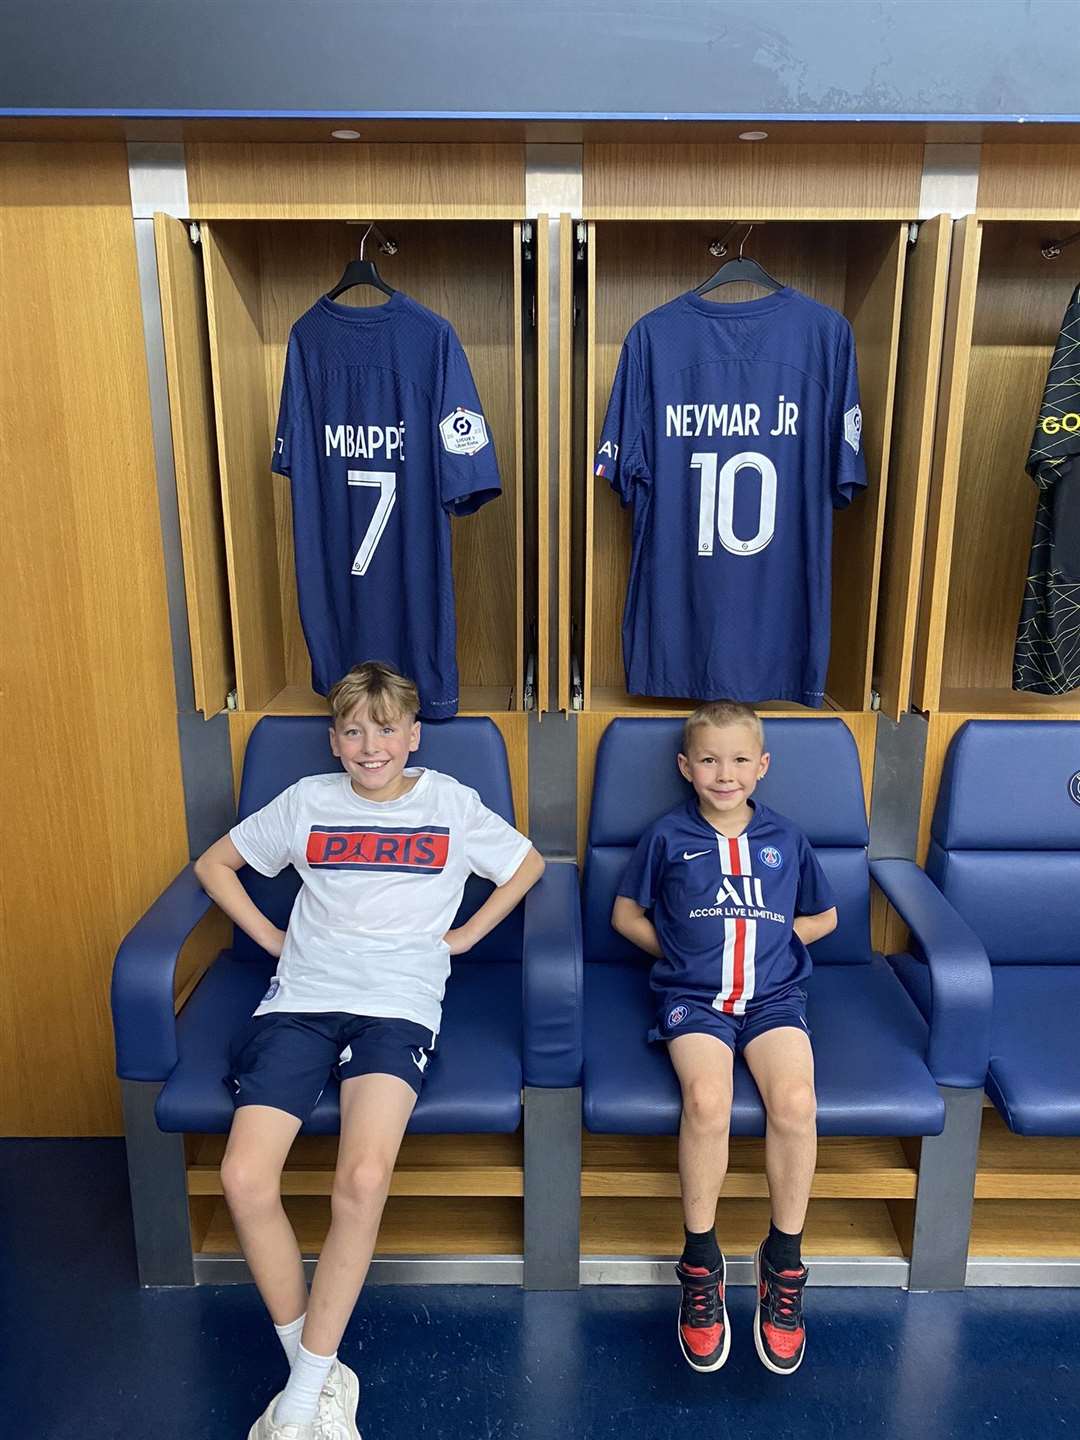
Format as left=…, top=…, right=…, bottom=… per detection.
left=112, top=715, right=581, bottom=1137
left=582, top=718, right=990, bottom=1139
left=891, top=721, right=1080, bottom=1136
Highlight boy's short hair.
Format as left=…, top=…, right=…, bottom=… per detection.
left=682, top=700, right=765, bottom=754
left=326, top=661, right=420, bottom=727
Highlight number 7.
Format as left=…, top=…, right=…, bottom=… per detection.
left=347, top=470, right=397, bottom=576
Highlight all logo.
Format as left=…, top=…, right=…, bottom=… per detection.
left=759, top=845, right=783, bottom=869
left=1069, top=771, right=1080, bottom=807
left=667, top=1004, right=689, bottom=1028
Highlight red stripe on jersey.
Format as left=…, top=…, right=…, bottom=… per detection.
left=723, top=836, right=746, bottom=1015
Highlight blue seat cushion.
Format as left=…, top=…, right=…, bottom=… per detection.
left=155, top=952, right=523, bottom=1134
left=894, top=959, right=1080, bottom=1136
left=583, top=958, right=944, bottom=1137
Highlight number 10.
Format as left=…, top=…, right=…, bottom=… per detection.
left=691, top=450, right=777, bottom=557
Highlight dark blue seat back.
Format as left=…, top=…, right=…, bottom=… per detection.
left=584, top=717, right=872, bottom=965
left=927, top=721, right=1080, bottom=965
left=232, top=715, right=522, bottom=964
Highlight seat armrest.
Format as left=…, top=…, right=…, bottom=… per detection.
left=110, top=864, right=215, bottom=1081
left=522, top=860, right=583, bottom=1087
left=871, top=858, right=993, bottom=1088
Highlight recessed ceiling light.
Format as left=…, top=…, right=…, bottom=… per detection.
left=738, top=130, right=769, bottom=141
left=331, top=129, right=362, bottom=140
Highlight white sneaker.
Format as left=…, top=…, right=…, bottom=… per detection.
left=246, top=1393, right=319, bottom=1440
left=318, top=1360, right=362, bottom=1439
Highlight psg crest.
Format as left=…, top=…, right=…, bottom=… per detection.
left=667, top=1005, right=689, bottom=1028
left=759, top=845, right=783, bottom=869
left=1069, top=771, right=1080, bottom=807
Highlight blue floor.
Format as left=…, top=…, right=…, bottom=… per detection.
left=3, top=1140, right=1077, bottom=1440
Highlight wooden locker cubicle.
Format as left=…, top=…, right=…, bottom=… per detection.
left=151, top=142, right=548, bottom=1267
left=907, top=145, right=1080, bottom=1266
left=560, top=140, right=962, bottom=1271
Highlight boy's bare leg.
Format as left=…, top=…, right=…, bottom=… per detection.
left=301, top=1072, right=417, bottom=1357
left=221, top=1104, right=307, bottom=1324
left=742, top=1026, right=816, bottom=1234
left=668, top=1033, right=735, bottom=1232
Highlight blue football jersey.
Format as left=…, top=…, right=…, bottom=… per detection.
left=273, top=292, right=501, bottom=716
left=594, top=290, right=867, bottom=705
left=618, top=799, right=836, bottom=1012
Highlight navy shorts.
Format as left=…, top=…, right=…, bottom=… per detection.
left=649, top=987, right=811, bottom=1055
left=224, top=1011, right=438, bottom=1124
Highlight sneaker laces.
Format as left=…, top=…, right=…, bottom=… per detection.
left=764, top=1264, right=807, bottom=1331
left=679, top=1269, right=721, bottom=1329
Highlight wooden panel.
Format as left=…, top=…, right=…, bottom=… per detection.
left=911, top=217, right=982, bottom=712
left=0, top=143, right=188, bottom=1134
left=198, top=1195, right=521, bottom=1256
left=588, top=222, right=855, bottom=701
left=513, top=222, right=526, bottom=710
left=248, top=221, right=519, bottom=702
left=202, top=223, right=286, bottom=710
left=582, top=1135, right=917, bottom=1198
left=558, top=214, right=574, bottom=712
left=874, top=215, right=952, bottom=720
left=583, top=222, right=599, bottom=708
left=969, top=1200, right=1080, bottom=1257
left=174, top=907, right=231, bottom=1013
left=229, top=707, right=529, bottom=831
left=977, top=145, right=1080, bottom=220
left=582, top=1198, right=904, bottom=1256
left=187, top=143, right=525, bottom=219
left=976, top=1112, right=1080, bottom=1200
left=828, top=225, right=907, bottom=709
left=154, top=213, right=234, bottom=716
left=584, top=144, right=923, bottom=220
left=940, top=224, right=1080, bottom=695
left=536, top=215, right=551, bottom=714
left=576, top=708, right=875, bottom=861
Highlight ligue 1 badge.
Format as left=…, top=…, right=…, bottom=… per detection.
left=667, top=1004, right=689, bottom=1028
left=439, top=407, right=489, bottom=456
left=1069, top=771, right=1080, bottom=807
left=759, top=845, right=783, bottom=869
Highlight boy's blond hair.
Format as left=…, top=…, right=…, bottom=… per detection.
left=682, top=699, right=765, bottom=754
left=326, top=661, right=420, bottom=726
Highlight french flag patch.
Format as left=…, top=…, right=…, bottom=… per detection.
left=595, top=463, right=606, bottom=477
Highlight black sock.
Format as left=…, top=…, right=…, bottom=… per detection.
left=681, top=1226, right=721, bottom=1272
left=764, top=1222, right=803, bottom=1273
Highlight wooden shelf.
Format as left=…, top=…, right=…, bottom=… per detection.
left=260, top=683, right=518, bottom=715
left=188, top=1133, right=523, bottom=1198
left=586, top=687, right=849, bottom=715
left=582, top=1198, right=906, bottom=1257
left=970, top=1201, right=1080, bottom=1258
left=582, top=1135, right=917, bottom=1199
left=195, top=1195, right=522, bottom=1257
left=936, top=686, right=1080, bottom=717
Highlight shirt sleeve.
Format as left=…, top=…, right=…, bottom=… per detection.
left=229, top=784, right=302, bottom=878
left=272, top=332, right=301, bottom=479
left=461, top=789, right=533, bottom=887
left=594, top=339, right=651, bottom=505
left=437, top=327, right=502, bottom=517
left=794, top=833, right=836, bottom=917
left=829, top=318, right=868, bottom=509
left=617, top=825, right=666, bottom=911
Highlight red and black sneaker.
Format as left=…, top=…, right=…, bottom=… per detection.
left=753, top=1240, right=808, bottom=1374
left=675, top=1256, right=730, bottom=1372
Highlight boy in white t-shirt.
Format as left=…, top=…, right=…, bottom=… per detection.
left=194, top=662, right=544, bottom=1440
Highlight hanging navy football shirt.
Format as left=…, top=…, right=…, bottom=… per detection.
left=618, top=799, right=836, bottom=1014
left=594, top=290, right=867, bottom=705
left=273, top=292, right=501, bottom=716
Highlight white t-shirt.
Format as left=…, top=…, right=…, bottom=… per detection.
left=229, top=768, right=532, bottom=1034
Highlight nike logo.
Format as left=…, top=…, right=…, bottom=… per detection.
left=683, top=850, right=710, bottom=861
left=411, top=1049, right=429, bottom=1074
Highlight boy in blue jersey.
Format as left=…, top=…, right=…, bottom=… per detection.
left=612, top=701, right=837, bottom=1376
left=195, top=662, right=544, bottom=1440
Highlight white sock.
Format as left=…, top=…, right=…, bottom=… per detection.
left=273, top=1313, right=306, bottom=1367
left=274, top=1341, right=336, bottom=1427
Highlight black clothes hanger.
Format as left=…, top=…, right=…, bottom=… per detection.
left=694, top=224, right=782, bottom=296
left=326, top=222, right=396, bottom=301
